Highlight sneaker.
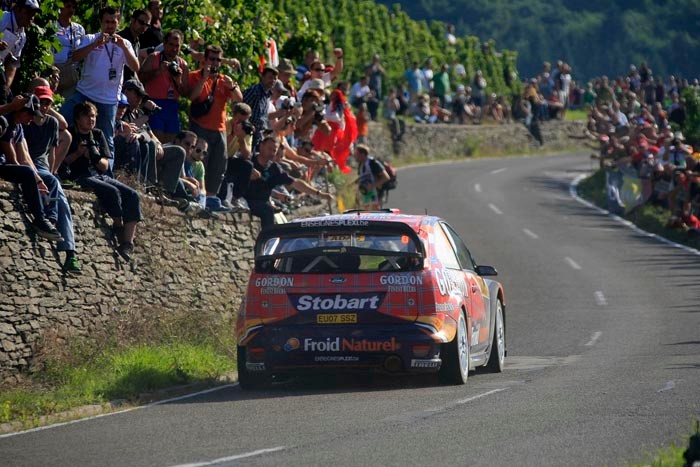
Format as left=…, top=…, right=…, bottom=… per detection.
left=232, top=198, right=250, bottom=212
left=63, top=255, right=81, bottom=274
left=221, top=199, right=234, bottom=209
left=32, top=218, right=63, bottom=242
left=184, top=202, right=204, bottom=215
left=116, top=242, right=134, bottom=262
left=173, top=197, right=190, bottom=211
left=206, top=196, right=232, bottom=213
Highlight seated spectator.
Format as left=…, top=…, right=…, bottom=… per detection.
left=63, top=102, right=141, bottom=261
left=243, top=137, right=333, bottom=229
left=452, top=85, right=479, bottom=125
left=349, top=76, right=371, bottom=108
left=22, top=87, right=81, bottom=272
left=355, top=102, right=369, bottom=144
left=28, top=77, right=72, bottom=173
left=220, top=102, right=255, bottom=211
left=430, top=97, right=451, bottom=123
left=483, top=93, right=505, bottom=123
left=411, top=94, right=433, bottom=123
left=0, top=101, right=62, bottom=241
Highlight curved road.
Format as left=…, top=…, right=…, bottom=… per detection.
left=2, top=153, right=700, bottom=466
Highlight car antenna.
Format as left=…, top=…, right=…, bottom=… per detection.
left=424, top=208, right=428, bottom=215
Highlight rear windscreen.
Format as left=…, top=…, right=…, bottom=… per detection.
left=257, top=231, right=422, bottom=274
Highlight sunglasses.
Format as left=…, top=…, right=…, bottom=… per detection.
left=312, top=67, right=324, bottom=72
left=195, top=148, right=207, bottom=155
left=208, top=57, right=222, bottom=63
left=136, top=18, right=149, bottom=26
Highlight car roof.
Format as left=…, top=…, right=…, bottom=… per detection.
left=291, top=211, right=441, bottom=233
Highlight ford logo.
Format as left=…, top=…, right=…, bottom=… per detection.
left=330, top=277, right=346, bottom=284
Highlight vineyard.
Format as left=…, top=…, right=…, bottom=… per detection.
left=20, top=0, right=521, bottom=98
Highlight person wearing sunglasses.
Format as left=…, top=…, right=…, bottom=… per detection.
left=297, top=48, right=344, bottom=101
left=117, top=9, right=152, bottom=81
left=188, top=44, right=242, bottom=213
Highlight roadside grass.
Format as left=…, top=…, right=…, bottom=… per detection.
left=565, top=109, right=588, bottom=121
left=630, top=443, right=686, bottom=467
left=577, top=169, right=700, bottom=250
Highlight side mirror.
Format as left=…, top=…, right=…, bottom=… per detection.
left=476, top=265, right=498, bottom=276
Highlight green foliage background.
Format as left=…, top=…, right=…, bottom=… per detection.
left=375, top=0, right=700, bottom=82
left=18, top=0, right=520, bottom=99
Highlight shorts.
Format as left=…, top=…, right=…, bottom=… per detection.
left=148, top=99, right=180, bottom=134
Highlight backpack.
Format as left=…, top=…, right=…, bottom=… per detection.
left=378, top=158, right=397, bottom=191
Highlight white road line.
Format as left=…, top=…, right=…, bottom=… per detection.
left=488, top=203, right=503, bottom=215
left=594, top=291, right=607, bottom=306
left=564, top=257, right=582, bottom=270
left=658, top=381, right=676, bottom=393
left=570, top=174, right=700, bottom=256
left=522, top=228, right=539, bottom=239
left=170, top=447, right=287, bottom=467
left=490, top=168, right=508, bottom=174
left=383, top=388, right=507, bottom=423
left=474, top=183, right=482, bottom=193
left=0, top=383, right=240, bottom=439
left=585, top=331, right=602, bottom=347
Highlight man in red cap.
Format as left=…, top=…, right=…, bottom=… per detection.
left=22, top=85, right=81, bottom=272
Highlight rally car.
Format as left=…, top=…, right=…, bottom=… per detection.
left=236, top=210, right=506, bottom=389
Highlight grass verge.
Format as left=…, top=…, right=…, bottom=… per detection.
left=577, top=169, right=700, bottom=250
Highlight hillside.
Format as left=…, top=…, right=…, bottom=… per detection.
left=375, top=0, right=700, bottom=81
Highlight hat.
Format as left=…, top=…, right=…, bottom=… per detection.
left=674, top=131, right=685, bottom=141
left=277, top=58, right=295, bottom=74
left=118, top=93, right=129, bottom=106
left=22, top=94, right=42, bottom=117
left=307, top=78, right=325, bottom=91
left=262, top=65, right=278, bottom=75
left=33, top=85, right=53, bottom=102
left=123, top=79, right=147, bottom=97
left=17, top=0, right=40, bottom=10
left=456, top=84, right=465, bottom=92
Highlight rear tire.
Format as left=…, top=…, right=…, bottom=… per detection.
left=237, top=346, right=272, bottom=390
left=484, top=299, right=505, bottom=373
left=439, top=311, right=469, bottom=385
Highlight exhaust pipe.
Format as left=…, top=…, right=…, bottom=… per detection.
left=384, top=355, right=403, bottom=373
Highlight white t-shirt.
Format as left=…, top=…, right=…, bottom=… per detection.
left=0, top=10, right=26, bottom=60
left=350, top=82, right=371, bottom=102
left=53, top=21, right=86, bottom=65
left=76, top=33, right=135, bottom=104
left=297, top=71, right=332, bottom=101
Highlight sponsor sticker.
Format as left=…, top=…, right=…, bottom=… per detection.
left=314, top=356, right=360, bottom=362
left=255, top=277, right=294, bottom=288
left=317, top=313, right=358, bottom=324
left=299, top=219, right=369, bottom=228
left=410, top=359, right=441, bottom=369
left=246, top=362, right=267, bottom=371
left=290, top=293, right=384, bottom=312
left=302, top=337, right=400, bottom=352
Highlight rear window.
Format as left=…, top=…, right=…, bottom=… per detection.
left=257, top=231, right=422, bottom=274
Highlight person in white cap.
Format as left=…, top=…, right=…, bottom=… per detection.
left=0, top=0, right=41, bottom=104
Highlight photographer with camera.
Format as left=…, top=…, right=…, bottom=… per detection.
left=120, top=79, right=185, bottom=198
left=0, top=0, right=41, bottom=105
left=139, top=29, right=189, bottom=143
left=294, top=83, right=331, bottom=142
left=64, top=101, right=141, bottom=261
left=188, top=44, right=243, bottom=212
left=219, top=102, right=256, bottom=211
left=242, top=65, right=279, bottom=152
left=60, top=6, right=140, bottom=161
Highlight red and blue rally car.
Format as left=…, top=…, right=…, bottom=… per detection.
left=236, top=210, right=507, bottom=389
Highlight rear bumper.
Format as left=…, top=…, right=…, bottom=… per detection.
left=243, top=323, right=444, bottom=374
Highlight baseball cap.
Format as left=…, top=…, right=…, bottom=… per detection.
left=33, top=85, right=53, bottom=102
left=118, top=93, right=129, bottom=106
left=17, top=0, right=40, bottom=10
left=123, top=79, right=147, bottom=97
left=307, top=78, right=325, bottom=91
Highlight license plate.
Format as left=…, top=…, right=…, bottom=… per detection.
left=317, top=313, right=357, bottom=324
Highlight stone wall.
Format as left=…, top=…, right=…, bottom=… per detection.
left=366, top=120, right=587, bottom=161
left=0, top=119, right=586, bottom=383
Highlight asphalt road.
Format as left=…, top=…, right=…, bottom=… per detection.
left=2, top=153, right=699, bottom=466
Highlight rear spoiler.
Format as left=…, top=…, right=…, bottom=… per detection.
left=254, top=220, right=425, bottom=259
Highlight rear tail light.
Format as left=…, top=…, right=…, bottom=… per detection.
left=412, top=345, right=431, bottom=358
left=248, top=347, right=266, bottom=361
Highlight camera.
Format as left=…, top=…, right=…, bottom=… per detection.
left=241, top=121, right=255, bottom=136
left=142, top=101, right=162, bottom=115
left=167, top=61, right=182, bottom=76
left=281, top=99, right=294, bottom=110
left=86, top=141, right=102, bottom=165
left=313, top=111, right=325, bottom=124
left=107, top=35, right=118, bottom=43
left=210, top=66, right=220, bottom=74
left=312, top=103, right=324, bottom=112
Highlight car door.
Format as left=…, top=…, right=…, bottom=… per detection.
left=440, top=223, right=490, bottom=352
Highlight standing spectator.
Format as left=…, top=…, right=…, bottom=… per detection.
left=53, top=0, right=85, bottom=98
left=422, top=58, right=434, bottom=96
left=404, top=62, right=424, bottom=101
left=558, top=64, right=572, bottom=114
left=60, top=6, right=139, bottom=161
left=0, top=0, right=40, bottom=104
left=0, top=111, right=62, bottom=241
left=242, top=65, right=278, bottom=148
left=21, top=87, right=80, bottom=272
left=243, top=136, right=333, bottom=229
left=355, top=102, right=369, bottom=144
left=220, top=102, right=255, bottom=210
left=432, top=64, right=451, bottom=107
left=472, top=70, right=487, bottom=109
left=296, top=48, right=344, bottom=100
left=64, top=101, right=141, bottom=261
left=139, top=29, right=189, bottom=143
left=188, top=45, right=242, bottom=211
left=354, top=143, right=389, bottom=210
left=139, top=0, right=163, bottom=49
left=365, top=53, right=385, bottom=101
left=117, top=9, right=151, bottom=82
left=349, top=76, right=371, bottom=108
